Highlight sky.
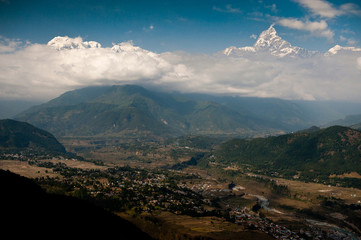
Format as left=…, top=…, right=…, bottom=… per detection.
left=0, top=0, right=361, bottom=102
left=1, top=0, right=361, bottom=53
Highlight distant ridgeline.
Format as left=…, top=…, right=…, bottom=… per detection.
left=214, top=126, right=361, bottom=188
left=14, top=84, right=361, bottom=139
left=13, top=85, right=282, bottom=139
left=0, top=119, right=67, bottom=157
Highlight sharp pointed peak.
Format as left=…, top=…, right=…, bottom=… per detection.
left=268, top=24, right=276, bottom=31
left=222, top=24, right=317, bottom=58
left=260, top=24, right=277, bottom=36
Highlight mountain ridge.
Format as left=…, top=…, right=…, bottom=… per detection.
left=222, top=25, right=317, bottom=58
left=214, top=125, right=361, bottom=182
left=222, top=25, right=359, bottom=58
left=14, top=84, right=361, bottom=139
left=15, top=85, right=278, bottom=138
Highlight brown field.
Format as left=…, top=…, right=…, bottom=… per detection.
left=330, top=172, right=361, bottom=179
left=275, top=177, right=361, bottom=204
left=0, top=160, right=59, bottom=178
left=118, top=211, right=273, bottom=240
left=60, top=139, right=197, bottom=168
left=0, top=158, right=108, bottom=178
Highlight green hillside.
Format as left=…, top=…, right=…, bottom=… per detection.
left=16, top=84, right=361, bottom=139
left=15, top=85, right=277, bottom=138
left=0, top=119, right=66, bottom=153
left=215, top=126, right=361, bottom=182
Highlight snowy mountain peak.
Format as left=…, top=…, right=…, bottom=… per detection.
left=254, top=25, right=288, bottom=50
left=223, top=25, right=316, bottom=58
left=111, top=41, right=145, bottom=53
left=111, top=41, right=158, bottom=57
left=325, top=45, right=361, bottom=56
left=48, top=36, right=101, bottom=50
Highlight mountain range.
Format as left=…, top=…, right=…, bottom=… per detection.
left=47, top=25, right=361, bottom=59
left=222, top=25, right=361, bottom=58
left=14, top=85, right=274, bottom=138
left=14, top=84, right=361, bottom=139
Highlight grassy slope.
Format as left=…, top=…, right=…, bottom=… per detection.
left=215, top=126, right=361, bottom=176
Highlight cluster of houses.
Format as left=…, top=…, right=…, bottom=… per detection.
left=31, top=160, right=358, bottom=240
left=86, top=168, right=210, bottom=216
left=228, top=207, right=301, bottom=239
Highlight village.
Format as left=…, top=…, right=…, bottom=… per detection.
left=0, top=153, right=357, bottom=240
left=21, top=158, right=359, bottom=240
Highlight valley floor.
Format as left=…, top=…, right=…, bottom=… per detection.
left=1, top=140, right=361, bottom=240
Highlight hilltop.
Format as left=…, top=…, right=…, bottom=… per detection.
left=214, top=126, right=361, bottom=184
left=0, top=119, right=66, bottom=154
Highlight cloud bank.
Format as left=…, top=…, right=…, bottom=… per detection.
left=0, top=36, right=360, bottom=102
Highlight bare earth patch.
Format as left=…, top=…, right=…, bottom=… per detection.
left=330, top=172, right=361, bottom=179
left=0, top=160, right=59, bottom=178
left=0, top=158, right=108, bottom=178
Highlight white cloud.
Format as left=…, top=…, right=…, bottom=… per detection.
left=0, top=36, right=23, bottom=53
left=143, top=25, right=155, bottom=32
left=277, top=18, right=334, bottom=39
left=340, top=3, right=361, bottom=16
left=213, top=4, right=242, bottom=13
left=295, top=0, right=340, bottom=18
left=0, top=36, right=361, bottom=103
left=339, top=35, right=358, bottom=46
left=265, top=3, right=277, bottom=13
left=284, top=1, right=361, bottom=42
left=250, top=34, right=257, bottom=39
left=295, top=0, right=361, bottom=18
left=347, top=39, right=357, bottom=46
left=357, top=57, right=361, bottom=70
left=0, top=37, right=183, bottom=100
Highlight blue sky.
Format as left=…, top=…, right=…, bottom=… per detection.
left=1, top=0, right=360, bottom=53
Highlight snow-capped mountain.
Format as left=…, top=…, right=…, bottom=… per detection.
left=223, top=25, right=317, bottom=58
left=111, top=41, right=156, bottom=56
left=47, top=37, right=156, bottom=56
left=325, top=45, right=361, bottom=56
left=48, top=36, right=101, bottom=50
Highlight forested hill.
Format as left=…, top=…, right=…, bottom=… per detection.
left=14, top=85, right=281, bottom=138
left=215, top=126, right=361, bottom=179
left=0, top=119, right=66, bottom=153
left=15, top=84, right=361, bottom=139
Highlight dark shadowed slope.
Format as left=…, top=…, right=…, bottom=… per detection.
left=0, top=169, right=154, bottom=239
left=0, top=119, right=66, bottom=153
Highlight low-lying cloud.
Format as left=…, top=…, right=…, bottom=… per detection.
left=0, top=36, right=360, bottom=102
